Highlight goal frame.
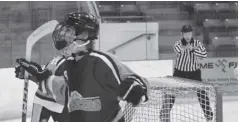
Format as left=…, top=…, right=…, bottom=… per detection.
left=123, top=76, right=223, bottom=122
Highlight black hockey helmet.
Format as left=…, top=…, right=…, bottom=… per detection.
left=52, top=11, right=99, bottom=50
left=65, top=11, right=99, bottom=41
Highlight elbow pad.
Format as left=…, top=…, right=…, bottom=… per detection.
left=118, top=75, right=148, bottom=106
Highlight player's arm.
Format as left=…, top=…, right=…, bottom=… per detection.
left=193, top=40, right=207, bottom=58
left=15, top=57, right=67, bottom=101
left=105, top=52, right=149, bottom=106
left=42, top=56, right=68, bottom=102
left=34, top=56, right=68, bottom=113
left=15, top=58, right=52, bottom=83
left=43, top=75, right=68, bottom=105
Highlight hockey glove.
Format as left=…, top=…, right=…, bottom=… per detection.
left=118, top=75, right=148, bottom=107
left=16, top=58, right=51, bottom=82
left=15, top=65, right=25, bottom=79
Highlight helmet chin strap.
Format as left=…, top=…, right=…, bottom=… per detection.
left=60, top=39, right=90, bottom=57
left=72, top=40, right=90, bottom=56
left=72, top=40, right=90, bottom=49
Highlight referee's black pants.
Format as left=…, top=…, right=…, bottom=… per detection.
left=160, top=68, right=213, bottom=121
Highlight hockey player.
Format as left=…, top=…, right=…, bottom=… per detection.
left=15, top=56, right=69, bottom=122
left=15, top=37, right=69, bottom=121
left=50, top=11, right=150, bottom=122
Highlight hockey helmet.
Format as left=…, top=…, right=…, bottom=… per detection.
left=65, top=11, right=99, bottom=41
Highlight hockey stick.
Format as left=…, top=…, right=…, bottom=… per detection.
left=22, top=20, right=59, bottom=122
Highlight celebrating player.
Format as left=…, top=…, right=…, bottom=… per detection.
left=51, top=11, right=149, bottom=122
left=15, top=11, right=149, bottom=122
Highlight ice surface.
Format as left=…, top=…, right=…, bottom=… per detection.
left=0, top=60, right=237, bottom=122
left=2, top=101, right=237, bottom=122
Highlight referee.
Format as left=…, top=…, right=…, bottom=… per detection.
left=160, top=25, right=213, bottom=121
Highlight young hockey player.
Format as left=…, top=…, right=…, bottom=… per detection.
left=15, top=55, right=69, bottom=122
left=15, top=25, right=71, bottom=122
left=15, top=11, right=149, bottom=122
left=51, top=11, right=150, bottom=122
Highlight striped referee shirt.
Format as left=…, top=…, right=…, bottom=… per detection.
left=173, top=39, right=207, bottom=72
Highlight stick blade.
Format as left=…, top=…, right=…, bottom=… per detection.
left=26, top=20, right=59, bottom=60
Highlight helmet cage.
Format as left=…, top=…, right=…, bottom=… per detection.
left=52, top=22, right=76, bottom=50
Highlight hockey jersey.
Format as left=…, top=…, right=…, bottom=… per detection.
left=65, top=50, right=149, bottom=122
left=33, top=56, right=68, bottom=113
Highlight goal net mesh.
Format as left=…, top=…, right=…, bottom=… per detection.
left=122, top=76, right=223, bottom=122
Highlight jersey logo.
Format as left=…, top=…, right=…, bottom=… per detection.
left=68, top=91, right=101, bottom=112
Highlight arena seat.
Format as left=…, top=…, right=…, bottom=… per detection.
left=98, top=1, right=115, bottom=5
left=194, top=3, right=213, bottom=11
left=211, top=37, right=236, bottom=47
left=135, top=1, right=149, bottom=5
left=194, top=3, right=216, bottom=25
left=208, top=32, right=228, bottom=40
left=98, top=5, right=117, bottom=16
left=119, top=5, right=141, bottom=16
left=145, top=8, right=179, bottom=13
left=115, top=1, right=136, bottom=5
left=213, top=3, right=232, bottom=11
left=135, top=1, right=149, bottom=11
left=228, top=31, right=238, bottom=37
left=31, top=1, right=51, bottom=8
left=211, top=36, right=237, bottom=56
left=151, top=11, right=189, bottom=20
left=216, top=11, right=238, bottom=19
left=231, top=2, right=238, bottom=11
left=158, top=20, right=194, bottom=30
left=203, top=19, right=224, bottom=28
left=158, top=29, right=182, bottom=36
left=102, top=16, right=152, bottom=23
left=223, top=19, right=238, bottom=27
left=148, top=1, right=180, bottom=8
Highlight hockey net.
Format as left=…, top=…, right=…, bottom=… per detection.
left=122, top=76, right=223, bottom=122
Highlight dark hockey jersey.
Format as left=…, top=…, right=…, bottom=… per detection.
left=66, top=50, right=149, bottom=122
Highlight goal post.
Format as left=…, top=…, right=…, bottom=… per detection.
left=123, top=76, right=223, bottom=122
